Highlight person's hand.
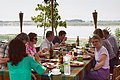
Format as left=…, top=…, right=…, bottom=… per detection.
left=63, top=37, right=67, bottom=41
left=54, top=43, right=59, bottom=47
left=90, top=68, right=94, bottom=71
left=34, top=54, right=41, bottom=63
left=32, top=73, right=37, bottom=80
left=38, top=48, right=50, bottom=56
left=0, top=57, right=9, bottom=64
left=42, top=48, right=50, bottom=53
left=0, top=57, right=9, bottom=61
left=90, top=68, right=97, bottom=71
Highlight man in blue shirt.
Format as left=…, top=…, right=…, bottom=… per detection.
left=52, top=30, right=67, bottom=45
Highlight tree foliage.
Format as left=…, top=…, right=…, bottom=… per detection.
left=31, top=0, right=66, bottom=36
left=115, top=28, right=120, bottom=46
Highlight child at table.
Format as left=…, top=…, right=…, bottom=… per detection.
left=7, top=39, right=46, bottom=80
left=84, top=34, right=110, bottom=80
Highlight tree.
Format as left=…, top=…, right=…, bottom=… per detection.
left=31, top=0, right=66, bottom=38
left=115, top=28, right=120, bottom=46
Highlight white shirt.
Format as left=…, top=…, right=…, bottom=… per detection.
left=39, top=38, right=54, bottom=50
left=95, top=46, right=109, bottom=69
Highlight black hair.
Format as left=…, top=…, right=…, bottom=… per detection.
left=59, top=30, right=66, bottom=36
left=46, top=31, right=54, bottom=38
left=15, top=32, right=29, bottom=42
left=93, top=28, right=104, bottom=38
left=103, top=29, right=109, bottom=35
left=28, top=32, right=37, bottom=42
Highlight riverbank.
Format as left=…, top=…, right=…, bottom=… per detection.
left=0, top=34, right=88, bottom=47
left=0, top=20, right=120, bottom=26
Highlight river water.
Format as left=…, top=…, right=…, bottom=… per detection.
left=0, top=25, right=119, bottom=39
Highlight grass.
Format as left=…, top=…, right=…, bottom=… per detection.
left=0, top=34, right=88, bottom=47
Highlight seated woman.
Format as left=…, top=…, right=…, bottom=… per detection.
left=0, top=32, right=29, bottom=69
left=93, top=28, right=116, bottom=73
left=85, top=34, right=110, bottom=80
left=7, top=39, right=46, bottom=80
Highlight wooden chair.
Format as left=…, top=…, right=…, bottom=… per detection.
left=116, top=75, right=120, bottom=80
left=117, top=57, right=120, bottom=65
left=116, top=49, right=120, bottom=65
left=112, top=65, right=120, bottom=80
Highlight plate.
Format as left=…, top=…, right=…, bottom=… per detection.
left=51, top=72, right=61, bottom=75
left=53, top=50, right=59, bottom=52
left=50, top=59, right=59, bottom=62
left=83, top=55, right=91, bottom=60
left=42, top=62, right=56, bottom=69
left=54, top=47, right=60, bottom=50
left=42, top=59, right=50, bottom=62
left=47, top=62, right=56, bottom=69
left=70, top=61, right=84, bottom=67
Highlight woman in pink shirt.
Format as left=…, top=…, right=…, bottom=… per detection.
left=85, top=34, right=110, bottom=80
left=26, top=32, right=37, bottom=57
left=25, top=32, right=40, bottom=80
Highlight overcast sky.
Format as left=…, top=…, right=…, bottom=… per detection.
left=0, top=0, right=120, bottom=21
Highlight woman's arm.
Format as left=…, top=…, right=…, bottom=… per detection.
left=94, top=54, right=106, bottom=70
left=0, top=57, right=9, bottom=64
left=29, top=57, right=46, bottom=75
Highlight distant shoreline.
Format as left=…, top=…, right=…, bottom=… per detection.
left=0, top=20, right=120, bottom=26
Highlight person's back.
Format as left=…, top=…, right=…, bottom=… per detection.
left=108, top=34, right=119, bottom=55
left=7, top=56, right=45, bottom=80
left=102, top=39, right=116, bottom=59
left=103, top=29, right=119, bottom=56
left=7, top=39, right=46, bottom=80
left=52, top=36, right=60, bottom=44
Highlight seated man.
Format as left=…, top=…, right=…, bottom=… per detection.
left=52, top=30, right=67, bottom=45
left=39, top=31, right=58, bottom=52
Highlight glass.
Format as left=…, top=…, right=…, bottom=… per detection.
left=59, top=64, right=64, bottom=73
left=74, top=52, right=78, bottom=56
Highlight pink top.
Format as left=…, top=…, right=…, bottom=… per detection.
left=95, top=46, right=109, bottom=69
left=25, top=42, right=36, bottom=57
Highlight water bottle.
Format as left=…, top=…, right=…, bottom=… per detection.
left=63, top=54, right=70, bottom=75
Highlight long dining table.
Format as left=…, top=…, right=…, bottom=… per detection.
left=0, top=45, right=94, bottom=80
left=33, top=57, right=93, bottom=80
left=0, top=58, right=93, bottom=80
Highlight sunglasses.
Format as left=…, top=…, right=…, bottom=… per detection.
left=34, top=37, right=37, bottom=40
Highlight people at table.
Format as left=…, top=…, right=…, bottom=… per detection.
left=7, top=39, right=46, bottom=80
left=93, top=28, right=116, bottom=73
left=0, top=32, right=29, bottom=69
left=15, top=32, right=29, bottom=44
left=103, top=29, right=119, bottom=58
left=39, top=31, right=59, bottom=52
left=85, top=34, right=110, bottom=80
left=26, top=32, right=42, bottom=80
left=26, top=32, right=38, bottom=57
left=52, top=30, right=67, bottom=45
left=0, top=42, right=9, bottom=68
